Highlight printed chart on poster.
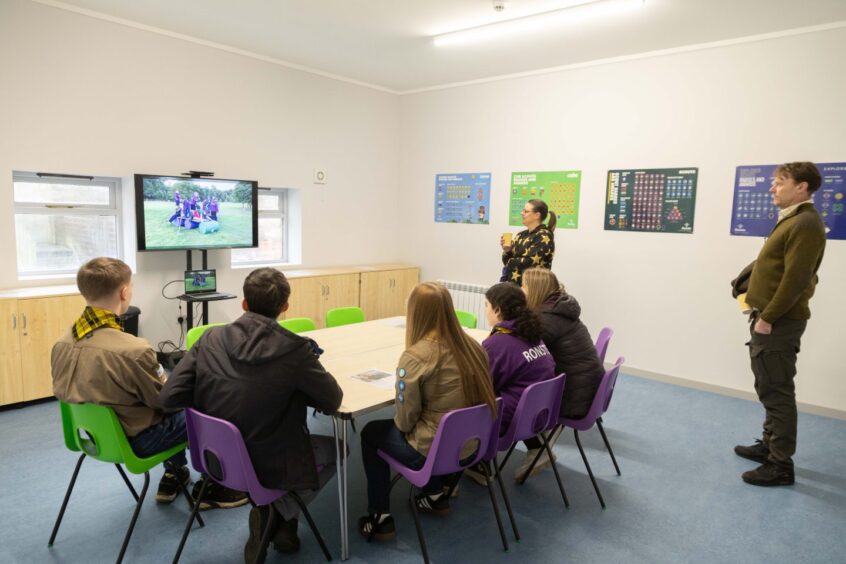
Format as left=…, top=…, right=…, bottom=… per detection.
left=509, top=171, right=581, bottom=228
left=730, top=163, right=846, bottom=239
left=604, top=168, right=698, bottom=233
left=434, top=173, right=491, bottom=224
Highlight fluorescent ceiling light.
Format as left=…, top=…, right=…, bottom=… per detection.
left=433, top=0, right=646, bottom=47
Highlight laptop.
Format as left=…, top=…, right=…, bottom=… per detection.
left=180, top=269, right=236, bottom=301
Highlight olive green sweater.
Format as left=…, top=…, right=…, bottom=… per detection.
left=747, top=203, right=826, bottom=323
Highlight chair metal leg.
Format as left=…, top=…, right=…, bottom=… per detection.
left=114, top=464, right=139, bottom=502
left=596, top=419, right=621, bottom=476
left=290, top=491, right=332, bottom=561
left=499, top=443, right=518, bottom=470
left=172, top=475, right=210, bottom=564
left=540, top=432, right=569, bottom=509
left=481, top=462, right=509, bottom=552
left=517, top=430, right=550, bottom=486
left=116, top=471, right=150, bottom=564
left=407, top=485, right=430, bottom=564
left=252, top=504, right=278, bottom=564
left=573, top=430, right=605, bottom=509
left=48, top=453, right=86, bottom=547
left=492, top=457, right=520, bottom=541
left=166, top=463, right=204, bottom=528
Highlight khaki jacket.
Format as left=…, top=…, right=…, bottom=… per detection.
left=394, top=339, right=474, bottom=458
left=51, top=327, right=167, bottom=437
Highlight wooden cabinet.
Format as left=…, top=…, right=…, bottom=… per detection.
left=285, top=273, right=360, bottom=329
left=0, top=291, right=85, bottom=406
left=281, top=265, right=418, bottom=329
left=359, top=268, right=420, bottom=320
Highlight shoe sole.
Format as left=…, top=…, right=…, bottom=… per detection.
left=199, top=497, right=251, bottom=510
left=415, top=505, right=450, bottom=516
left=359, top=528, right=397, bottom=541
left=742, top=476, right=795, bottom=487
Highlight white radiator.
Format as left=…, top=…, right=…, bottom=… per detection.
left=437, top=280, right=490, bottom=330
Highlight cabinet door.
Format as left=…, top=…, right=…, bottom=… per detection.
left=360, top=271, right=396, bottom=320
left=19, top=294, right=86, bottom=401
left=322, top=274, right=361, bottom=323
left=0, top=300, right=23, bottom=406
left=391, top=268, right=419, bottom=314
left=284, top=277, right=324, bottom=328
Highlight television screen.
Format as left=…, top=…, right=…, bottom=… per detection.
left=135, top=174, right=258, bottom=251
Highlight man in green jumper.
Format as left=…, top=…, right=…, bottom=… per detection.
left=735, top=162, right=827, bottom=486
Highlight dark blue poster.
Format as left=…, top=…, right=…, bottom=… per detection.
left=730, top=163, right=846, bottom=239
left=435, top=173, right=491, bottom=224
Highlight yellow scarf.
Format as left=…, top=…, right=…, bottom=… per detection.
left=73, top=306, right=123, bottom=341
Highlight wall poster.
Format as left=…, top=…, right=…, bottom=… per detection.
left=434, top=173, right=491, bottom=224
left=604, top=167, right=698, bottom=234
left=509, top=171, right=581, bottom=228
left=730, top=163, right=846, bottom=239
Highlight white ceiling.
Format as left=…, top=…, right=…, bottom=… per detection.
left=34, top=0, right=846, bottom=93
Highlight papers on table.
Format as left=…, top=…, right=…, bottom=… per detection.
left=351, top=369, right=396, bottom=390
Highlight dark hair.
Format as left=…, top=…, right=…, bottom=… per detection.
left=527, top=199, right=557, bottom=230
left=243, top=268, right=291, bottom=319
left=77, top=257, right=132, bottom=302
left=775, top=162, right=822, bottom=194
left=485, top=282, right=543, bottom=342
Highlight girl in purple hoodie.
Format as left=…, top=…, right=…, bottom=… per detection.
left=465, top=283, right=555, bottom=485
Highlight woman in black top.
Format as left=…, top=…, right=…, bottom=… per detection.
left=500, top=199, right=556, bottom=286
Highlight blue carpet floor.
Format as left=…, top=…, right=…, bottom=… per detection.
left=1, top=373, right=844, bottom=564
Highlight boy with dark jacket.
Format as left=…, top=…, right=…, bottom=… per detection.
left=160, top=267, right=343, bottom=560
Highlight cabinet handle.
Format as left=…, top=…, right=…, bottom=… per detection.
left=22, top=313, right=27, bottom=330
left=11, top=314, right=16, bottom=330
left=327, top=286, right=330, bottom=296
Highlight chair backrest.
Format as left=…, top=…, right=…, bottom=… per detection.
left=568, top=356, right=624, bottom=427
left=186, top=323, right=226, bottom=350
left=325, top=307, right=365, bottom=328
left=59, top=401, right=134, bottom=466
left=495, top=374, right=565, bottom=453
left=594, top=327, right=613, bottom=364
left=455, top=310, right=477, bottom=329
left=184, top=408, right=281, bottom=506
left=279, top=317, right=316, bottom=333
left=423, top=398, right=502, bottom=479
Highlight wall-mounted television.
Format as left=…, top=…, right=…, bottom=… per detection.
left=135, top=174, right=258, bottom=251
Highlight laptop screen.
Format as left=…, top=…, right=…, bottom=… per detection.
left=184, top=270, right=217, bottom=294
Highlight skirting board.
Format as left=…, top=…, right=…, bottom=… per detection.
left=620, top=365, right=846, bottom=421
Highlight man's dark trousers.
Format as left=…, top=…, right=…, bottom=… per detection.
left=747, top=313, right=807, bottom=468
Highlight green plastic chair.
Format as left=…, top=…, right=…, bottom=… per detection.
left=325, top=306, right=365, bottom=328
left=279, top=317, right=317, bottom=333
left=455, top=310, right=478, bottom=329
left=186, top=323, right=225, bottom=350
left=49, top=401, right=200, bottom=563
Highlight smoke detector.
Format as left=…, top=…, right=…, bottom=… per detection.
left=493, top=1, right=506, bottom=12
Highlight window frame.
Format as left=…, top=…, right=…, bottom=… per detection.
left=12, top=171, right=123, bottom=279
left=230, top=187, right=289, bottom=267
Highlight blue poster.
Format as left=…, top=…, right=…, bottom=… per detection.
left=435, top=173, right=491, bottom=224
left=730, top=163, right=846, bottom=239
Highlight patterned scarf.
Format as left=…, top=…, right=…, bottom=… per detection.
left=72, top=306, right=123, bottom=341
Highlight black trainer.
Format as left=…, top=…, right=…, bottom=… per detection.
left=358, top=514, right=396, bottom=541
left=742, top=461, right=795, bottom=487
left=155, top=465, right=190, bottom=503
left=192, top=477, right=250, bottom=510
left=272, top=517, right=300, bottom=554
left=734, top=439, right=770, bottom=464
left=414, top=492, right=450, bottom=516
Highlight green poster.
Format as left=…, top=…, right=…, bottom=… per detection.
left=604, top=167, right=698, bottom=234
left=509, top=171, right=581, bottom=228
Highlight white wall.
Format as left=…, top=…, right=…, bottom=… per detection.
left=0, top=0, right=401, bottom=346
left=399, top=29, right=846, bottom=412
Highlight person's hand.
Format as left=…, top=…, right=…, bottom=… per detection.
left=754, top=318, right=772, bottom=335
left=500, top=236, right=512, bottom=253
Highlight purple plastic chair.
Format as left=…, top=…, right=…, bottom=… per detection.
left=595, top=327, right=613, bottom=364
left=593, top=327, right=621, bottom=476
left=377, top=399, right=506, bottom=563
left=561, top=357, right=624, bottom=509
left=490, top=374, right=567, bottom=540
left=172, top=408, right=332, bottom=564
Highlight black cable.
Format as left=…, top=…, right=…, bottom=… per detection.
left=161, top=279, right=184, bottom=300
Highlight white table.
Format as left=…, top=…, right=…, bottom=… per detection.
left=303, top=317, right=488, bottom=560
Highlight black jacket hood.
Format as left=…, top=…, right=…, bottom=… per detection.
left=224, top=311, right=306, bottom=365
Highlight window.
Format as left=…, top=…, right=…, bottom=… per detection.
left=13, top=171, right=122, bottom=278
left=231, top=188, right=288, bottom=266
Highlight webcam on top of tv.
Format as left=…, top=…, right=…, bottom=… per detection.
left=182, top=170, right=215, bottom=178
